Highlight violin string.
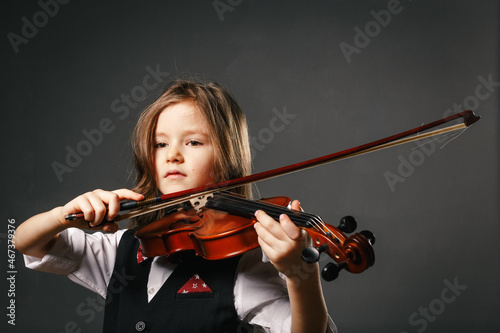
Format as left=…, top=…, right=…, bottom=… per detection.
left=215, top=192, right=313, bottom=225
left=214, top=192, right=328, bottom=235
left=213, top=192, right=313, bottom=227
left=233, top=194, right=326, bottom=233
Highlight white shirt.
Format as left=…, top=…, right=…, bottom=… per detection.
left=24, top=228, right=337, bottom=333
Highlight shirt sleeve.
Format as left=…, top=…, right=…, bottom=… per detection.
left=23, top=228, right=126, bottom=299
left=234, top=248, right=337, bottom=333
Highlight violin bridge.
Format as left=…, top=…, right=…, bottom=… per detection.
left=189, top=195, right=213, bottom=213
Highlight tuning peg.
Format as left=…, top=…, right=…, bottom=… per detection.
left=322, top=261, right=348, bottom=281
left=360, top=230, right=376, bottom=245
left=338, top=216, right=357, bottom=233
left=301, top=244, right=329, bottom=264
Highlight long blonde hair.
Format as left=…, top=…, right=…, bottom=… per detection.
left=130, top=79, right=252, bottom=229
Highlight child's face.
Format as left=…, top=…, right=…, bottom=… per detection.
left=154, top=100, right=215, bottom=194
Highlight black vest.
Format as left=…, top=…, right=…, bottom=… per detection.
left=103, top=230, right=253, bottom=333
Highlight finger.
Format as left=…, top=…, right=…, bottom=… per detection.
left=254, top=212, right=300, bottom=261
left=254, top=222, right=279, bottom=258
left=86, top=192, right=108, bottom=227
left=256, top=209, right=303, bottom=242
left=99, top=191, right=122, bottom=221
left=95, top=189, right=144, bottom=222
left=70, top=196, right=95, bottom=222
left=113, top=189, right=144, bottom=201
left=279, top=214, right=303, bottom=241
left=74, top=192, right=105, bottom=224
left=254, top=220, right=277, bottom=247
left=255, top=219, right=305, bottom=274
left=107, top=189, right=144, bottom=221
left=254, top=210, right=288, bottom=240
left=290, top=199, right=302, bottom=212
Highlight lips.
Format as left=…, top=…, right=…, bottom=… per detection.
left=165, top=170, right=186, bottom=179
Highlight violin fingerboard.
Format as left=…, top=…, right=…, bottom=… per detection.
left=206, top=193, right=316, bottom=229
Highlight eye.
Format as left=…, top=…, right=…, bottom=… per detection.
left=154, top=142, right=167, bottom=149
left=187, top=140, right=202, bottom=147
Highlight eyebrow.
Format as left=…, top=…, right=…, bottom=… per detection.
left=154, top=129, right=210, bottom=138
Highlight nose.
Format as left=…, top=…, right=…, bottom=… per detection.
left=166, top=144, right=184, bottom=163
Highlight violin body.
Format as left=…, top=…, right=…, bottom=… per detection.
left=135, top=196, right=289, bottom=260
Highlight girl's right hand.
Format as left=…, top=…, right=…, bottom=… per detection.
left=59, top=189, right=144, bottom=232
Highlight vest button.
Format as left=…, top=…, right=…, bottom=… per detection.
left=135, top=321, right=146, bottom=331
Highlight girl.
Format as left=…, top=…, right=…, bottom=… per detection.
left=15, top=80, right=336, bottom=332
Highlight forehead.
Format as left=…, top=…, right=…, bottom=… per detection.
left=155, top=101, right=210, bottom=135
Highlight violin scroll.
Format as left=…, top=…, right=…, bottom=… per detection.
left=302, top=216, right=375, bottom=281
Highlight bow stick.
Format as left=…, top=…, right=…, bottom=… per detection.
left=65, top=110, right=480, bottom=222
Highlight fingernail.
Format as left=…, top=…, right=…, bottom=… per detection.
left=254, top=210, right=259, bottom=217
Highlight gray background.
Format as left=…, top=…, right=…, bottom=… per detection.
left=1, top=0, right=499, bottom=332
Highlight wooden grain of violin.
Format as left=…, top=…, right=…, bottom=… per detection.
left=65, top=110, right=481, bottom=281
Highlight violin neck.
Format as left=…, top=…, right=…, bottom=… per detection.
left=205, top=192, right=319, bottom=229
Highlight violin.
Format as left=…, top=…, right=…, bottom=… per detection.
left=65, top=110, right=480, bottom=281
left=134, top=191, right=375, bottom=281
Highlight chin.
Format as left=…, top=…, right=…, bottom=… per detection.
left=162, top=185, right=190, bottom=195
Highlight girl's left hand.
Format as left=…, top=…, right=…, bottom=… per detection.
left=254, top=200, right=310, bottom=277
